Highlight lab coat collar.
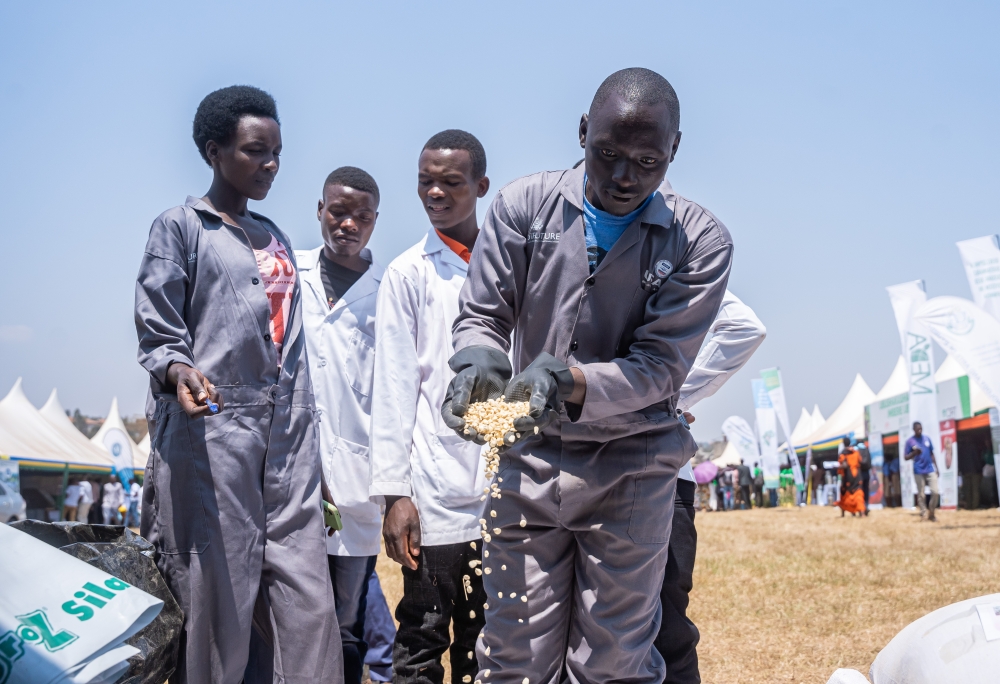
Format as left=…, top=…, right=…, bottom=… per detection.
left=422, top=228, right=470, bottom=273
left=298, top=246, right=384, bottom=311
left=556, top=167, right=676, bottom=230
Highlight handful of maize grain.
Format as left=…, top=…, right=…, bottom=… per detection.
left=463, top=398, right=530, bottom=495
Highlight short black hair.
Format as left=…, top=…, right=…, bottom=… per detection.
left=590, top=68, right=680, bottom=134
left=423, top=129, right=487, bottom=180
left=323, top=166, right=380, bottom=205
left=913, top=421, right=922, bottom=429
left=193, top=85, right=279, bottom=165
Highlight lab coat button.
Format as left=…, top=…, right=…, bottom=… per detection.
left=252, top=277, right=260, bottom=285
left=263, top=333, right=271, bottom=341
left=585, top=277, right=595, bottom=287
left=570, top=341, right=578, bottom=352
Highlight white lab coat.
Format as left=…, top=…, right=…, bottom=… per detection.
left=297, top=246, right=384, bottom=556
left=369, top=230, right=488, bottom=547
left=677, top=290, right=766, bottom=480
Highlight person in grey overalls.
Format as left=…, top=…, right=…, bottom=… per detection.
left=135, top=85, right=341, bottom=684
left=442, top=69, right=733, bottom=683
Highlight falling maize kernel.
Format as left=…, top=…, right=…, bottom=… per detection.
left=501, top=565, right=507, bottom=570
left=510, top=592, right=516, bottom=598
left=484, top=550, right=489, bottom=557
left=484, top=603, right=489, bottom=609
left=470, top=610, right=476, bottom=618
left=484, top=670, right=491, bottom=677
left=484, top=568, right=492, bottom=574
left=490, top=510, right=497, bottom=518
left=483, top=534, right=492, bottom=542
left=498, top=591, right=503, bottom=598
left=519, top=519, right=527, bottom=527
left=520, top=595, right=527, bottom=602
left=523, top=678, right=530, bottom=684
left=463, top=677, right=471, bottom=683
left=493, top=528, right=501, bottom=535
left=468, top=651, right=474, bottom=660
left=485, top=646, right=491, bottom=656
left=470, top=541, right=477, bottom=550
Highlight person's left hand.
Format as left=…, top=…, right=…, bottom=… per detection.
left=683, top=411, right=696, bottom=424
left=320, top=477, right=337, bottom=537
left=505, top=353, right=576, bottom=442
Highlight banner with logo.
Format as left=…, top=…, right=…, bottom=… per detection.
left=721, top=415, right=761, bottom=475
left=867, top=432, right=885, bottom=508
left=0, top=524, right=162, bottom=683
left=938, top=419, right=958, bottom=509
left=957, top=235, right=1000, bottom=321
left=887, top=280, right=941, bottom=509
left=760, top=368, right=804, bottom=491
left=100, top=429, right=134, bottom=484
left=751, top=379, right=781, bottom=489
left=0, top=457, right=18, bottom=494
left=914, top=296, right=1000, bottom=410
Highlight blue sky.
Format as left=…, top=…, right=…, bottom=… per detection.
left=1, top=1, right=997, bottom=442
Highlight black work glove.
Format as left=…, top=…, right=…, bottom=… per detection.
left=441, top=345, right=513, bottom=443
left=503, top=353, right=575, bottom=440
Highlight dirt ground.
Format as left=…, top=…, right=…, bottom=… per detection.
left=374, top=505, right=1000, bottom=683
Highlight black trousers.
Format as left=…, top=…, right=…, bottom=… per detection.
left=393, top=541, right=487, bottom=684
left=861, top=470, right=871, bottom=510
left=654, top=479, right=700, bottom=684
left=739, top=485, right=752, bottom=509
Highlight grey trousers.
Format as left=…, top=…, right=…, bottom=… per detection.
left=476, top=428, right=685, bottom=684
left=914, top=471, right=940, bottom=518
left=143, top=399, right=342, bottom=684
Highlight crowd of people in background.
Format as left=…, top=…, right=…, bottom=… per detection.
left=57, top=474, right=141, bottom=526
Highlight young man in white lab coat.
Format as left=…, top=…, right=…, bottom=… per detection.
left=658, top=289, right=765, bottom=683
left=369, top=130, right=491, bottom=684
left=296, top=166, right=384, bottom=684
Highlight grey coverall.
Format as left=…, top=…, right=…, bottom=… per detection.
left=452, top=166, right=732, bottom=684
left=135, top=197, right=342, bottom=684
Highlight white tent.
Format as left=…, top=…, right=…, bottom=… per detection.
left=0, top=379, right=113, bottom=471
left=788, top=407, right=815, bottom=446
left=136, top=433, right=150, bottom=464
left=874, top=356, right=909, bottom=401
left=796, top=374, right=875, bottom=450
left=91, top=398, right=146, bottom=474
left=810, top=405, right=825, bottom=431
left=711, top=440, right=742, bottom=467
left=935, top=355, right=992, bottom=414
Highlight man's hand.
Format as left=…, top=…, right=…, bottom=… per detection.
left=683, top=411, right=696, bottom=424
left=505, top=353, right=576, bottom=440
left=321, top=476, right=337, bottom=537
left=905, top=446, right=921, bottom=461
left=166, top=362, right=223, bottom=418
left=441, top=346, right=512, bottom=442
left=382, top=496, right=421, bottom=570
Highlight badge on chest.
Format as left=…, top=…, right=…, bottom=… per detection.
left=641, top=259, right=673, bottom=293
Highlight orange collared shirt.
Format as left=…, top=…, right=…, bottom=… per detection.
left=435, top=230, right=471, bottom=264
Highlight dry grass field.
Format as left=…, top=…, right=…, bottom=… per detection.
left=374, top=505, right=1000, bottom=683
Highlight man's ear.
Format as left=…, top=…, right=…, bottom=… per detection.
left=477, top=176, right=490, bottom=198
left=669, top=130, right=683, bottom=164
left=579, top=114, right=589, bottom=149
left=317, top=198, right=324, bottom=222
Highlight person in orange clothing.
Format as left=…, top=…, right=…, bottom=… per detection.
left=837, top=437, right=866, bottom=517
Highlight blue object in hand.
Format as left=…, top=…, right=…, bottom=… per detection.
left=205, top=399, right=219, bottom=414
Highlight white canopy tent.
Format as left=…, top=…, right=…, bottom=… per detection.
left=810, top=405, right=825, bottom=431
left=795, top=374, right=875, bottom=452
left=935, top=355, right=992, bottom=414
left=91, top=397, right=146, bottom=473
left=874, top=356, right=909, bottom=401
left=711, top=440, right=742, bottom=467
left=0, top=379, right=113, bottom=472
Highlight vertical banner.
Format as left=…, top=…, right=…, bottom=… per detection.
left=914, top=296, right=1000, bottom=410
left=804, top=446, right=814, bottom=503
left=868, top=432, right=885, bottom=509
left=751, top=379, right=781, bottom=489
left=887, top=281, right=941, bottom=509
left=957, top=235, right=1000, bottom=321
left=760, top=367, right=805, bottom=492
left=101, top=428, right=135, bottom=483
left=938, top=419, right=958, bottom=509
left=991, top=408, right=1000, bottom=506
left=721, top=415, right=762, bottom=474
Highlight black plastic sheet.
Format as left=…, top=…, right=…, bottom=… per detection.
left=11, top=520, right=182, bottom=684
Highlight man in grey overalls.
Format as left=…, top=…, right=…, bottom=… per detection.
left=443, top=68, right=733, bottom=683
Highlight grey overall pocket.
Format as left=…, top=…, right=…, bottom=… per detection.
left=154, top=406, right=211, bottom=553
left=628, top=431, right=678, bottom=544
